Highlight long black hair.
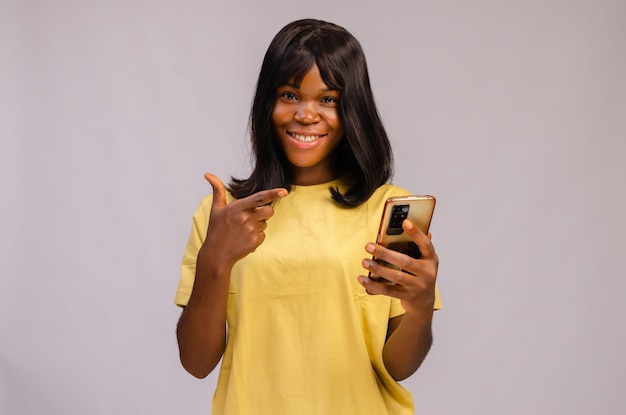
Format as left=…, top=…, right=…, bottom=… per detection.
left=229, top=19, right=394, bottom=207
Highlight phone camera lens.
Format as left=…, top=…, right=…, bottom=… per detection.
left=387, top=204, right=409, bottom=235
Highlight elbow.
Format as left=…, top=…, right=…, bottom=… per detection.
left=176, top=311, right=225, bottom=379
left=176, top=335, right=222, bottom=379
left=182, top=362, right=211, bottom=379
left=387, top=364, right=421, bottom=382
left=179, top=353, right=219, bottom=379
left=383, top=336, right=433, bottom=381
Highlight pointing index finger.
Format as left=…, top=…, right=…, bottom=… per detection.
left=240, top=188, right=288, bottom=209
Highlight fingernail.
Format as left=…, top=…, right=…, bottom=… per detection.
left=365, top=243, right=375, bottom=254
left=404, top=220, right=414, bottom=231
left=278, top=190, right=287, bottom=197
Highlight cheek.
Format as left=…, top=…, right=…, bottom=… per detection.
left=331, top=119, right=344, bottom=136
left=320, top=109, right=342, bottom=130
left=272, top=103, right=291, bottom=126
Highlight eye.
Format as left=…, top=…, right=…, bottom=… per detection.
left=280, top=91, right=298, bottom=101
left=321, top=96, right=339, bottom=106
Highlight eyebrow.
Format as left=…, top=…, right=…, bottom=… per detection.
left=283, top=82, right=338, bottom=93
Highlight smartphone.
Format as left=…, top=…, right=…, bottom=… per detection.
left=368, top=195, right=436, bottom=280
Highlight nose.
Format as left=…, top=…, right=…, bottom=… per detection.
left=294, top=102, right=321, bottom=124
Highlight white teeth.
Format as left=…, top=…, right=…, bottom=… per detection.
left=291, top=133, right=321, bottom=142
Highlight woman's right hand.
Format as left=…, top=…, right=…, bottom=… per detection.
left=177, top=174, right=287, bottom=379
left=200, top=173, right=288, bottom=272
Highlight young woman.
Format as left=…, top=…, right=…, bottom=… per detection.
left=175, top=19, right=441, bottom=415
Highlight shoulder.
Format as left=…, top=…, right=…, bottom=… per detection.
left=360, top=184, right=412, bottom=220
left=368, top=183, right=412, bottom=204
left=193, top=191, right=237, bottom=221
left=197, top=191, right=237, bottom=209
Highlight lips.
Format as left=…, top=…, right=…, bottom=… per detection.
left=288, top=132, right=326, bottom=143
left=285, top=131, right=329, bottom=149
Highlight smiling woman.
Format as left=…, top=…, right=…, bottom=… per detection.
left=229, top=18, right=395, bottom=207
left=272, top=64, right=345, bottom=185
left=174, top=18, right=442, bottom=415
left=2, top=2, right=622, bottom=414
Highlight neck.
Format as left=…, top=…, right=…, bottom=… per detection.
left=292, top=161, right=344, bottom=186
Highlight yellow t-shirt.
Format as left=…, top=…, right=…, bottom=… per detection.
left=175, top=179, right=442, bottom=415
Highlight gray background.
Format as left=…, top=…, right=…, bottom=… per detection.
left=2, top=0, right=625, bottom=414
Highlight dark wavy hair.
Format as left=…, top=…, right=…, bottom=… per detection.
left=229, top=19, right=394, bottom=207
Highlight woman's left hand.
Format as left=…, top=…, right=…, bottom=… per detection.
left=358, top=219, right=438, bottom=317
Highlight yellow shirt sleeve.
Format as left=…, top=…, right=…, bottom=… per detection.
left=174, top=195, right=212, bottom=307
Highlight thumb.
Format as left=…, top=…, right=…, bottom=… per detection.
left=402, top=219, right=421, bottom=236
left=204, top=173, right=227, bottom=209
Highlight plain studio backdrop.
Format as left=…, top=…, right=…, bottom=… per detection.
left=1, top=0, right=625, bottom=414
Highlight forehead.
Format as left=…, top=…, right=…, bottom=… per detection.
left=274, top=46, right=341, bottom=88
left=281, top=63, right=340, bottom=92
left=284, top=65, right=332, bottom=89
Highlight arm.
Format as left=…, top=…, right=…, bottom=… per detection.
left=176, top=254, right=231, bottom=379
left=176, top=173, right=287, bottom=378
left=382, top=310, right=433, bottom=381
left=358, top=219, right=439, bottom=381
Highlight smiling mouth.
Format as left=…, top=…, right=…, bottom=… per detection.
left=288, top=132, right=326, bottom=143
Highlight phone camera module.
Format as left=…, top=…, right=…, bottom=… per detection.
left=386, top=204, right=409, bottom=235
